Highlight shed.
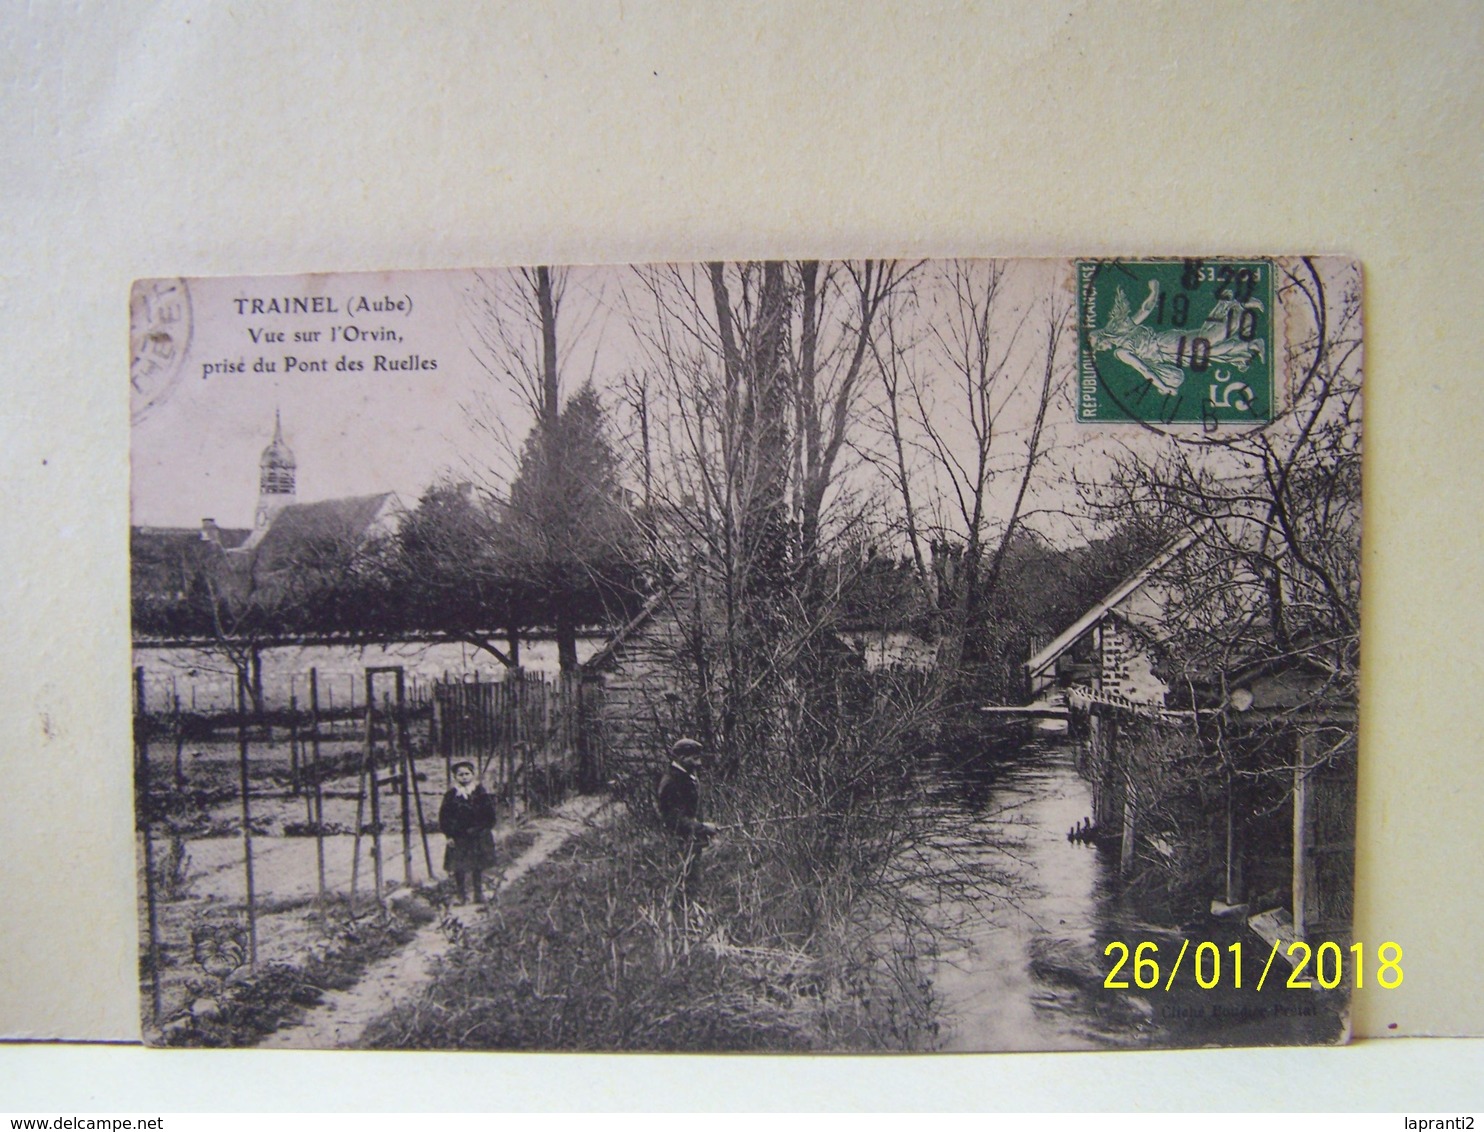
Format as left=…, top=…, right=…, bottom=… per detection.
left=1025, top=524, right=1207, bottom=706
left=1032, top=521, right=1356, bottom=947
left=581, top=575, right=713, bottom=775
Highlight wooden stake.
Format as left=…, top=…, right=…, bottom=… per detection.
left=409, top=740, right=434, bottom=880
left=393, top=676, right=413, bottom=887
left=310, top=668, right=326, bottom=923
left=135, top=668, right=163, bottom=1024
left=366, top=673, right=384, bottom=915
left=289, top=691, right=302, bottom=802
left=172, top=692, right=186, bottom=791
left=349, top=696, right=371, bottom=918
left=236, top=675, right=258, bottom=967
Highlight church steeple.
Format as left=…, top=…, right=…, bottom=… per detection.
left=255, top=410, right=297, bottom=529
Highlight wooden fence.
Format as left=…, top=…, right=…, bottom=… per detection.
left=431, top=670, right=605, bottom=814
left=133, top=663, right=436, bottom=720
left=133, top=663, right=442, bottom=1028
left=132, top=662, right=610, bottom=1029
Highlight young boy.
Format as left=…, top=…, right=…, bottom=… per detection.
left=439, top=760, right=497, bottom=904
left=656, top=737, right=719, bottom=843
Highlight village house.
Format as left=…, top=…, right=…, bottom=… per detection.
left=1024, top=521, right=1357, bottom=950
left=579, top=574, right=713, bottom=782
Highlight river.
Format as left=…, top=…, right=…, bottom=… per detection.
left=916, top=734, right=1346, bottom=1051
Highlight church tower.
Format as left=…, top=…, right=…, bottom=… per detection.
left=255, top=410, right=297, bottom=529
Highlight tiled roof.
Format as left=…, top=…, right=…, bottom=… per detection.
left=132, top=525, right=253, bottom=553
left=247, top=494, right=397, bottom=570
left=131, top=526, right=250, bottom=608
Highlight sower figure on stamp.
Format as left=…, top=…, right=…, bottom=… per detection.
left=1089, top=279, right=1266, bottom=397
left=439, top=760, right=497, bottom=905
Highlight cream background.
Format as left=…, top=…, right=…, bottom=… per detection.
left=1, top=0, right=1480, bottom=1108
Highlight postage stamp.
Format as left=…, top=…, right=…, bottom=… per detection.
left=1078, top=258, right=1275, bottom=426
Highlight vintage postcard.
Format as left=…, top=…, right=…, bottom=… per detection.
left=130, top=257, right=1362, bottom=1051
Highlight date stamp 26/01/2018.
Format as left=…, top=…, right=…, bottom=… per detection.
left=1103, top=938, right=1403, bottom=993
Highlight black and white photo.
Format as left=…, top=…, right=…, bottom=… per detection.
left=130, top=257, right=1361, bottom=1051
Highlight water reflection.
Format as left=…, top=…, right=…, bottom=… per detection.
left=915, top=735, right=1345, bottom=1051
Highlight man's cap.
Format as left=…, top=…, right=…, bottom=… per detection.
left=670, top=737, right=706, bottom=758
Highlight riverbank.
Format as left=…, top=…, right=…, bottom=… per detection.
left=920, top=738, right=1347, bottom=1051
left=361, top=804, right=934, bottom=1052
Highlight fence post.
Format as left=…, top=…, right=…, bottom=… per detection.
left=578, top=675, right=594, bottom=791
left=236, top=674, right=259, bottom=968
left=405, top=677, right=435, bottom=881
left=349, top=707, right=369, bottom=918
left=251, top=647, right=264, bottom=723
left=540, top=677, right=551, bottom=808
left=172, top=692, right=186, bottom=791
left=573, top=674, right=587, bottom=793
left=366, top=673, right=385, bottom=916
left=310, top=668, right=326, bottom=923
left=135, top=667, right=163, bottom=1025
left=510, top=671, right=524, bottom=823
left=431, top=683, right=446, bottom=784
left=289, top=690, right=302, bottom=800
left=395, top=673, right=413, bottom=887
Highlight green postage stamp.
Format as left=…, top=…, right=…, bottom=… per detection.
left=1078, top=258, right=1275, bottom=425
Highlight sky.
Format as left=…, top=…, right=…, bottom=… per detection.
left=132, top=268, right=564, bottom=528
left=128, top=259, right=1203, bottom=547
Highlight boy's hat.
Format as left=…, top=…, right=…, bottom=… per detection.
left=451, top=759, right=476, bottom=773
left=670, top=737, right=706, bottom=759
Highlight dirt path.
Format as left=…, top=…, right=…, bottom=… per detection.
left=257, top=793, right=612, bottom=1049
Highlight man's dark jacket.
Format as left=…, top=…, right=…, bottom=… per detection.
left=656, top=760, right=708, bottom=839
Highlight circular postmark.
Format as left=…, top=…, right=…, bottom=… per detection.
left=130, top=277, right=193, bottom=424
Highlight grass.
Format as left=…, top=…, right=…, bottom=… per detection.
left=362, top=808, right=933, bottom=1053
left=364, top=820, right=811, bottom=1052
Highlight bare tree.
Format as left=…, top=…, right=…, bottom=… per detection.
left=465, top=266, right=568, bottom=434
left=791, top=261, right=919, bottom=588
left=1089, top=258, right=1362, bottom=706
left=873, top=260, right=1072, bottom=688
left=1076, top=258, right=1362, bottom=910
left=620, top=260, right=918, bottom=768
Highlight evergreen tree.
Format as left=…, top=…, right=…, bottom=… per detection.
left=398, top=480, right=537, bottom=666
left=502, top=382, right=644, bottom=672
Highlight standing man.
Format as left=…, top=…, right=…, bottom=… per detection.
left=656, top=737, right=718, bottom=843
